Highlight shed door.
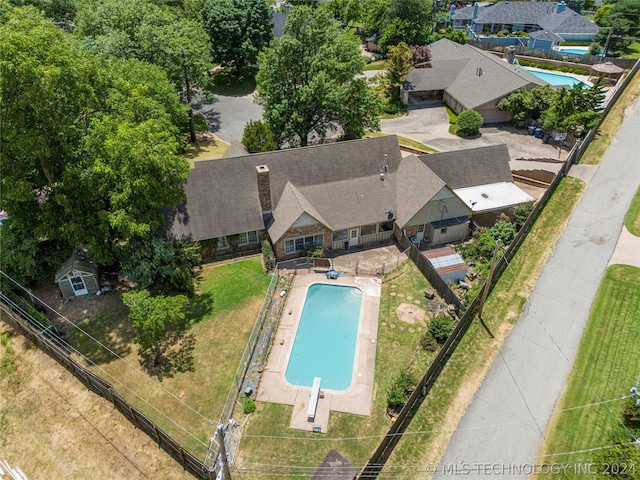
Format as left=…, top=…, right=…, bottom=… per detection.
left=69, top=275, right=88, bottom=296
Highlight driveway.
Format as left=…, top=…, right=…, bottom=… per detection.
left=434, top=96, right=640, bottom=478
left=380, top=102, right=567, bottom=163
left=194, top=94, right=263, bottom=143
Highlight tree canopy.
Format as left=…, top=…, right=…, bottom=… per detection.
left=594, top=0, right=640, bottom=55
left=201, top=0, right=273, bottom=74
left=255, top=6, right=379, bottom=147
left=0, top=5, right=190, bottom=280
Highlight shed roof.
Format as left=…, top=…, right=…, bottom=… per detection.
left=55, top=250, right=98, bottom=282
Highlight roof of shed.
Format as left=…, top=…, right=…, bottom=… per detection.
left=55, top=250, right=98, bottom=282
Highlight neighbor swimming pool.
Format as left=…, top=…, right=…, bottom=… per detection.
left=285, top=284, right=362, bottom=391
left=556, top=46, right=590, bottom=56
left=525, top=68, right=584, bottom=87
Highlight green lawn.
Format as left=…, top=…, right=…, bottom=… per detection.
left=208, top=67, right=257, bottom=96
left=625, top=185, right=640, bottom=237
left=623, top=41, right=640, bottom=59
left=534, top=265, right=640, bottom=478
left=384, top=177, right=586, bottom=473
left=365, top=131, right=438, bottom=153
left=445, top=105, right=459, bottom=135
left=235, top=260, right=441, bottom=476
left=364, top=61, right=385, bottom=71
left=68, top=257, right=270, bottom=456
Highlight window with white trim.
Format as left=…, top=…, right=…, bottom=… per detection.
left=332, top=230, right=348, bottom=242
left=284, top=234, right=323, bottom=255
left=238, top=231, right=258, bottom=246
left=217, top=236, right=229, bottom=249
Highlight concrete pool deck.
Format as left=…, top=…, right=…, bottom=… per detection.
left=256, top=272, right=382, bottom=433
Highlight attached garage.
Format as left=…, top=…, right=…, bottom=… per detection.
left=55, top=250, right=100, bottom=300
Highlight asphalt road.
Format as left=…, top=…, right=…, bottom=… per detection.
left=194, top=94, right=264, bottom=143
left=435, top=97, right=640, bottom=478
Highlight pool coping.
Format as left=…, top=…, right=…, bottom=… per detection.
left=255, top=272, right=381, bottom=433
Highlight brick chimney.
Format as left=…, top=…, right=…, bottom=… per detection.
left=256, top=165, right=272, bottom=213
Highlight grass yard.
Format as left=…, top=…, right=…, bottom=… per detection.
left=364, top=60, right=385, bottom=71
left=534, top=265, right=640, bottom=478
left=234, top=260, right=442, bottom=477
left=625, top=185, right=640, bottom=236
left=383, top=177, right=586, bottom=474
left=183, top=137, right=230, bottom=167
left=67, top=257, right=270, bottom=457
left=208, top=67, right=257, bottom=96
left=623, top=41, right=640, bottom=59
left=445, top=105, right=459, bottom=135
left=365, top=131, right=438, bottom=153
left=580, top=70, right=640, bottom=165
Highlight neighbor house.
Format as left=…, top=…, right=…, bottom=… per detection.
left=451, top=1, right=598, bottom=42
left=164, top=137, right=532, bottom=261
left=401, top=38, right=546, bottom=123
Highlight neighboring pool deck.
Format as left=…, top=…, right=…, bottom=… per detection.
left=256, top=272, right=382, bottom=434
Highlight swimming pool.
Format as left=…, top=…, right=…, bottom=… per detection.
left=285, top=284, right=362, bottom=391
left=524, top=68, right=584, bottom=87
left=556, top=47, right=590, bottom=55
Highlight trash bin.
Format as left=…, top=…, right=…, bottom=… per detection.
left=534, top=128, right=542, bottom=138
left=528, top=126, right=535, bottom=136
left=542, top=133, right=551, bottom=144
left=344, top=241, right=349, bottom=250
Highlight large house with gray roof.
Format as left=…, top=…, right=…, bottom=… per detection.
left=451, top=1, right=598, bottom=42
left=164, top=137, right=532, bottom=261
left=401, top=38, right=546, bottom=123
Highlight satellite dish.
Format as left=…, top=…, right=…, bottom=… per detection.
left=387, top=211, right=394, bottom=220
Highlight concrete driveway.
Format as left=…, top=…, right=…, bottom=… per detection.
left=380, top=102, right=567, bottom=163
left=194, top=94, right=263, bottom=143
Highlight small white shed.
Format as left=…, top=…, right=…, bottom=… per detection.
left=55, top=250, right=100, bottom=299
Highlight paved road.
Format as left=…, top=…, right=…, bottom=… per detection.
left=194, top=94, right=263, bottom=143
left=435, top=97, right=640, bottom=478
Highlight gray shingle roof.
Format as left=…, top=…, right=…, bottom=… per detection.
left=529, top=30, right=564, bottom=42
left=404, top=39, right=546, bottom=110
left=395, top=155, right=446, bottom=227
left=222, top=140, right=250, bottom=158
left=55, top=250, right=98, bottom=282
left=165, top=136, right=402, bottom=241
left=418, top=144, right=513, bottom=189
left=452, top=1, right=598, bottom=36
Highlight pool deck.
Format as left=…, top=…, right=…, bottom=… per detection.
left=256, top=272, right=382, bottom=433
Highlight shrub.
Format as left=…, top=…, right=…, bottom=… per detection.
left=514, top=202, right=535, bottom=230
left=420, top=332, right=438, bottom=352
left=243, top=397, right=256, bottom=414
left=489, top=220, right=516, bottom=245
left=457, top=109, right=483, bottom=137
left=302, top=246, right=324, bottom=258
left=589, top=42, right=601, bottom=56
left=261, top=240, right=275, bottom=272
left=242, top=120, right=277, bottom=153
left=622, top=395, right=640, bottom=430
left=429, top=314, right=454, bottom=343
left=387, top=371, right=418, bottom=408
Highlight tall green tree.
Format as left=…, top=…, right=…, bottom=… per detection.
left=542, top=80, right=605, bottom=137
left=202, top=0, right=273, bottom=75
left=123, top=290, right=192, bottom=371
left=256, top=6, right=379, bottom=147
left=75, top=0, right=212, bottom=142
left=242, top=120, right=278, bottom=153
left=497, top=85, right=556, bottom=122
left=382, top=42, right=412, bottom=102
left=379, top=0, right=433, bottom=49
left=595, top=0, right=640, bottom=56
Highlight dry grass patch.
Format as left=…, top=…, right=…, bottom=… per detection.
left=183, top=137, right=230, bottom=167
left=0, top=321, right=193, bottom=480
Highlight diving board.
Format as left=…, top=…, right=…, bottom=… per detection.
left=307, top=377, right=321, bottom=421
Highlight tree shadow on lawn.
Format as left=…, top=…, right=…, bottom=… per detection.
left=69, top=310, right=134, bottom=365
left=185, top=290, right=215, bottom=325
left=139, top=331, right=196, bottom=381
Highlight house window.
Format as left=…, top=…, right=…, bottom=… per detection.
left=440, top=228, right=448, bottom=235
left=217, top=236, right=229, bottom=249
left=284, top=234, right=324, bottom=255
left=332, top=230, right=348, bottom=242
left=238, top=231, right=258, bottom=246
left=417, top=224, right=425, bottom=233
left=360, top=224, right=377, bottom=236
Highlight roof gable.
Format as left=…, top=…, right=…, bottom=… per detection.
left=395, top=155, right=446, bottom=227
left=55, top=250, right=98, bottom=282
left=268, top=182, right=329, bottom=243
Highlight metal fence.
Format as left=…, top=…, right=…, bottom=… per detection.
left=467, top=40, right=637, bottom=69
left=0, top=292, right=217, bottom=480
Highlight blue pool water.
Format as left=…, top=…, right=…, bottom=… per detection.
left=525, top=68, right=584, bottom=87
left=285, top=284, right=362, bottom=390
left=557, top=47, right=589, bottom=55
